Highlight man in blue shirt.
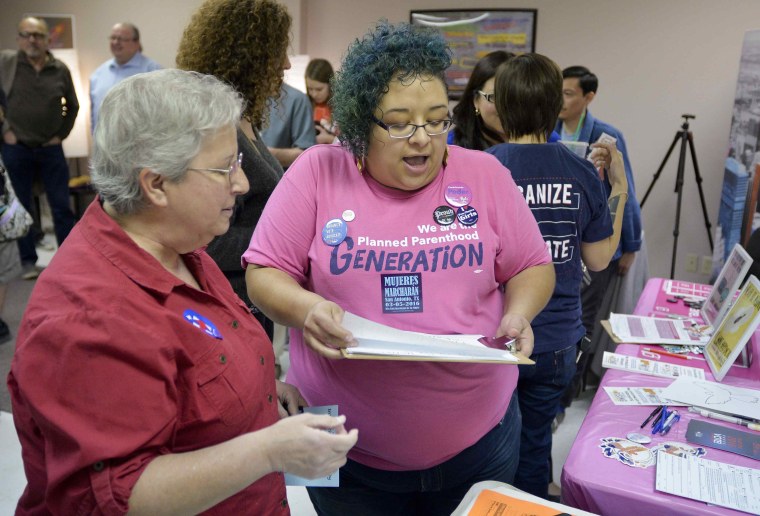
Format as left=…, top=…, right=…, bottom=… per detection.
left=555, top=65, right=643, bottom=408
left=89, top=23, right=161, bottom=131
left=260, top=83, right=316, bottom=169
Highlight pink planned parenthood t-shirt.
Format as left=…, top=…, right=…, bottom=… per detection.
left=243, top=144, right=550, bottom=470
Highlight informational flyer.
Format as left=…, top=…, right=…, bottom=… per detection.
left=601, top=351, right=706, bottom=380
left=656, top=452, right=760, bottom=514
left=702, top=243, right=752, bottom=327
left=602, top=386, right=680, bottom=406
left=608, top=313, right=711, bottom=346
left=705, top=275, right=760, bottom=381
left=663, top=280, right=712, bottom=299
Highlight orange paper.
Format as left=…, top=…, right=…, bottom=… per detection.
left=468, top=489, right=574, bottom=516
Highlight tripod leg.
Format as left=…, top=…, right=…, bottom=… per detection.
left=686, top=132, right=714, bottom=251
left=641, top=131, right=681, bottom=208
left=670, top=131, right=689, bottom=279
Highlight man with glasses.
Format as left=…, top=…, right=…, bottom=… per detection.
left=1, top=16, right=78, bottom=280
left=90, top=23, right=161, bottom=131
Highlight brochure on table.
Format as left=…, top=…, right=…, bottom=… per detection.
left=601, top=351, right=706, bottom=379
left=339, top=312, right=533, bottom=364
left=450, top=480, right=597, bottom=516
left=704, top=274, right=760, bottom=381
left=701, top=243, right=752, bottom=327
left=605, top=314, right=711, bottom=346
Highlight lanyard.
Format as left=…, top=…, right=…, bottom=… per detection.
left=563, top=110, right=586, bottom=142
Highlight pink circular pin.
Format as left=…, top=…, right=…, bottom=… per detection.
left=445, top=181, right=472, bottom=207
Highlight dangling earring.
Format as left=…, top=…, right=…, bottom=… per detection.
left=356, top=156, right=365, bottom=174
left=442, top=146, right=449, bottom=167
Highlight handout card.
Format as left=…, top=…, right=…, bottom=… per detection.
left=602, top=386, right=679, bottom=406
left=686, top=419, right=760, bottom=460
left=284, top=405, right=340, bottom=487
left=702, top=243, right=752, bottom=327
left=601, top=351, right=706, bottom=379
left=704, top=275, right=760, bottom=381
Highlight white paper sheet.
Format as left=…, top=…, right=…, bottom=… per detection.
left=660, top=377, right=760, bottom=421
left=601, top=351, right=706, bottom=379
left=609, top=313, right=711, bottom=345
left=656, top=452, right=760, bottom=514
left=340, top=312, right=519, bottom=362
left=284, top=405, right=340, bottom=487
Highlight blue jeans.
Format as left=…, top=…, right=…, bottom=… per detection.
left=514, top=343, right=577, bottom=499
left=307, top=394, right=521, bottom=516
left=1, top=143, right=75, bottom=265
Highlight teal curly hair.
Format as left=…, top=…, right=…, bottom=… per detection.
left=332, top=20, right=451, bottom=159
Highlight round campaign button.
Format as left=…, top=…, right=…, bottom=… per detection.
left=445, top=181, right=473, bottom=207
left=321, top=218, right=347, bottom=246
left=626, top=432, right=652, bottom=444
left=456, top=205, right=478, bottom=226
left=342, top=209, right=356, bottom=222
left=433, top=205, right=455, bottom=226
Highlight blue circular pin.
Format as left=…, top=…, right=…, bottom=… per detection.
left=322, top=218, right=347, bottom=246
left=456, top=205, right=478, bottom=226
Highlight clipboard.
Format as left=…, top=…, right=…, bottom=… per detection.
left=339, top=312, right=534, bottom=365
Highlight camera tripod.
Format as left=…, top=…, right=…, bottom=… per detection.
left=640, top=114, right=713, bottom=279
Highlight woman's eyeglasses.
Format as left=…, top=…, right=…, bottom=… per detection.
left=371, top=115, right=452, bottom=139
left=188, top=153, right=243, bottom=177
left=476, top=91, right=495, bottom=104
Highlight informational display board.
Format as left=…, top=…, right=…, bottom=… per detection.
left=410, top=9, right=537, bottom=99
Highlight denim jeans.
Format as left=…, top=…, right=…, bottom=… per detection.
left=514, top=343, right=577, bottom=499
left=1, top=143, right=75, bottom=265
left=307, top=394, right=521, bottom=516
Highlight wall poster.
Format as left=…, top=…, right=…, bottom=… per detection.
left=410, top=9, right=537, bottom=99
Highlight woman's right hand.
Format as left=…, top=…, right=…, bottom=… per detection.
left=263, top=413, right=358, bottom=479
left=303, top=300, right=356, bottom=359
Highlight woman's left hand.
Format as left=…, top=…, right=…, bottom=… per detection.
left=276, top=380, right=308, bottom=418
left=497, top=313, right=534, bottom=358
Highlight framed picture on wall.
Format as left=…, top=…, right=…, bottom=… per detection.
left=28, top=13, right=75, bottom=49
left=410, top=9, right=537, bottom=99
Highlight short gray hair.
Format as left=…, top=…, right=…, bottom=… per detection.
left=91, top=69, right=243, bottom=215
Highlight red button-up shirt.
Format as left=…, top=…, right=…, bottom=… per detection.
left=8, top=200, right=288, bottom=515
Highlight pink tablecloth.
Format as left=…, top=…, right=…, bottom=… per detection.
left=561, top=277, right=760, bottom=516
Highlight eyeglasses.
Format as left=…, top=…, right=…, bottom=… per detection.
left=371, top=115, right=452, bottom=139
left=18, top=31, right=47, bottom=40
left=109, top=36, right=137, bottom=43
left=477, top=91, right=495, bottom=104
left=188, top=153, right=243, bottom=178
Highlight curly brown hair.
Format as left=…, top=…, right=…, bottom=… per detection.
left=176, top=0, right=291, bottom=126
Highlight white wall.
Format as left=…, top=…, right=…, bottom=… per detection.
left=2, top=0, right=759, bottom=281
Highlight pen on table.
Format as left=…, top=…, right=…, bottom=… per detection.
left=652, top=407, right=670, bottom=434
left=688, top=406, right=760, bottom=431
left=640, top=405, right=665, bottom=429
left=642, top=347, right=705, bottom=361
left=660, top=411, right=680, bottom=435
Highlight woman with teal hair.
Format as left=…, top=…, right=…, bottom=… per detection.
left=244, top=21, right=554, bottom=514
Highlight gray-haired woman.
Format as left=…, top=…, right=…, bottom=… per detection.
left=8, top=69, right=356, bottom=515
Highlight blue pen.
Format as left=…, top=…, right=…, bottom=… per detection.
left=652, top=407, right=670, bottom=434
left=660, top=411, right=680, bottom=435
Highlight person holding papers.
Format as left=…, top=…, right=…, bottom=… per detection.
left=485, top=53, right=627, bottom=501
left=244, top=21, right=555, bottom=515
left=8, top=70, right=357, bottom=514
